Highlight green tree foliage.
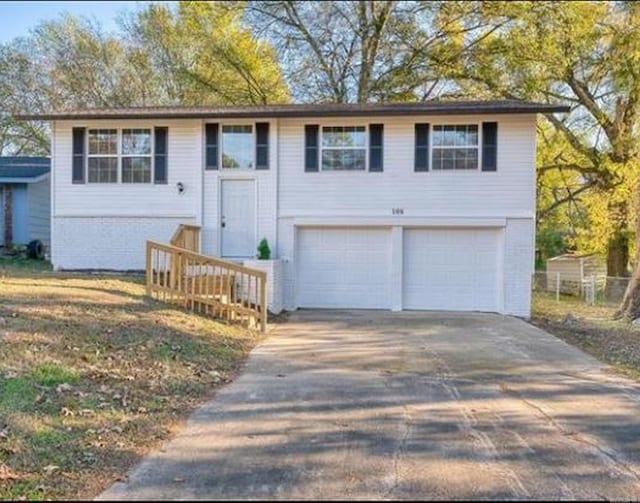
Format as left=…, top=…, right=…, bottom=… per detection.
left=0, top=2, right=289, bottom=154
left=436, top=1, right=640, bottom=282
left=0, top=42, right=49, bottom=155
left=124, top=2, right=289, bottom=105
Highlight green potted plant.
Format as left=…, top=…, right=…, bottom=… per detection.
left=257, top=238, right=271, bottom=260
left=243, top=237, right=283, bottom=314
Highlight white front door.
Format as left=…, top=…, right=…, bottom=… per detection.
left=220, top=179, right=256, bottom=258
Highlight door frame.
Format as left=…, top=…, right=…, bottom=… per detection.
left=217, top=176, right=258, bottom=258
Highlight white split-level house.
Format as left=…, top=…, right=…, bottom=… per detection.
left=18, top=101, right=569, bottom=317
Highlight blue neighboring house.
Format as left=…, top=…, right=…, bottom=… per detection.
left=0, top=157, right=50, bottom=251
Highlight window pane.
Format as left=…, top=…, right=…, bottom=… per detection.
left=432, top=127, right=443, bottom=147
left=122, top=157, right=151, bottom=183
left=443, top=125, right=456, bottom=146
left=322, top=126, right=366, bottom=148
left=432, top=125, right=478, bottom=148
left=88, top=157, right=117, bottom=183
left=122, top=129, right=151, bottom=155
left=432, top=148, right=443, bottom=169
left=88, top=129, right=117, bottom=155
left=441, top=149, right=454, bottom=170
left=432, top=147, right=478, bottom=170
left=222, top=125, right=253, bottom=169
left=321, top=148, right=366, bottom=170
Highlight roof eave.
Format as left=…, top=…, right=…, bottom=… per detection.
left=0, top=173, right=49, bottom=184
left=15, top=106, right=571, bottom=121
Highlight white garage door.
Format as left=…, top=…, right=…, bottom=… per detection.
left=297, top=227, right=391, bottom=309
left=403, top=228, right=501, bottom=312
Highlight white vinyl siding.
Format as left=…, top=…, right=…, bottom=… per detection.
left=52, top=119, right=201, bottom=218
left=278, top=114, right=536, bottom=216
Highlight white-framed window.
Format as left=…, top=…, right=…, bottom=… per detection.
left=321, top=126, right=367, bottom=171
left=122, top=128, right=152, bottom=183
left=431, top=125, right=479, bottom=170
left=87, top=128, right=155, bottom=183
left=87, top=129, right=118, bottom=183
left=222, top=125, right=254, bottom=169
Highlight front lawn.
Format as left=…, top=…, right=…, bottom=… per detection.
left=0, top=267, right=262, bottom=500
left=531, top=292, right=640, bottom=380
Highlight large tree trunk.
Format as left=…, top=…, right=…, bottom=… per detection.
left=606, top=230, right=630, bottom=277
left=606, top=201, right=630, bottom=277
left=617, top=199, right=639, bottom=319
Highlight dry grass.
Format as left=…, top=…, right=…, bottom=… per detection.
left=531, top=291, right=640, bottom=380
left=0, top=264, right=262, bottom=500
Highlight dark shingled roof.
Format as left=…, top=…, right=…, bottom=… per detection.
left=15, top=100, right=570, bottom=120
left=0, top=157, right=50, bottom=181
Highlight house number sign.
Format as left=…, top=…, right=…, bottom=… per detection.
left=391, top=208, right=404, bottom=215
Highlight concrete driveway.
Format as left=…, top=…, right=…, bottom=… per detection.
left=99, top=311, right=640, bottom=500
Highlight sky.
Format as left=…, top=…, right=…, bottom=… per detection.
left=0, top=1, right=169, bottom=43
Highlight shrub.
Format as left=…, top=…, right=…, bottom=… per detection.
left=257, top=238, right=271, bottom=260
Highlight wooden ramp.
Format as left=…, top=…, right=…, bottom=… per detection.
left=145, top=225, right=267, bottom=332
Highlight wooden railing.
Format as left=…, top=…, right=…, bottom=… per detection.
left=146, top=241, right=267, bottom=332
left=170, top=224, right=201, bottom=252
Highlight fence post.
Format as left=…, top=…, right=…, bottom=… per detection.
left=260, top=275, right=267, bottom=333
left=590, top=274, right=596, bottom=305
left=145, top=241, right=152, bottom=296
left=556, top=272, right=560, bottom=302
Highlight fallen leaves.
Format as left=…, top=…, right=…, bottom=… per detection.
left=60, top=407, right=74, bottom=417
left=0, top=273, right=261, bottom=500
left=0, top=462, right=20, bottom=481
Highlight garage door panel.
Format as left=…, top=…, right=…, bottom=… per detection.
left=297, top=228, right=391, bottom=309
left=403, top=228, right=500, bottom=312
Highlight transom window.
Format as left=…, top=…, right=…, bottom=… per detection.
left=432, top=125, right=479, bottom=170
left=222, top=125, right=253, bottom=169
left=87, top=128, right=153, bottom=183
left=321, top=126, right=366, bottom=171
left=88, top=129, right=118, bottom=183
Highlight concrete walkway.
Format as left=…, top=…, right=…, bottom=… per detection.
left=99, top=311, right=640, bottom=500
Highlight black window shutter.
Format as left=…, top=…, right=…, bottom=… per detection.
left=415, top=123, right=430, bottom=172
left=482, top=122, right=498, bottom=171
left=369, top=124, right=383, bottom=172
left=154, top=127, right=168, bottom=184
left=205, top=123, right=219, bottom=170
left=256, top=122, right=269, bottom=170
left=304, top=125, right=319, bottom=172
left=72, top=127, right=86, bottom=184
